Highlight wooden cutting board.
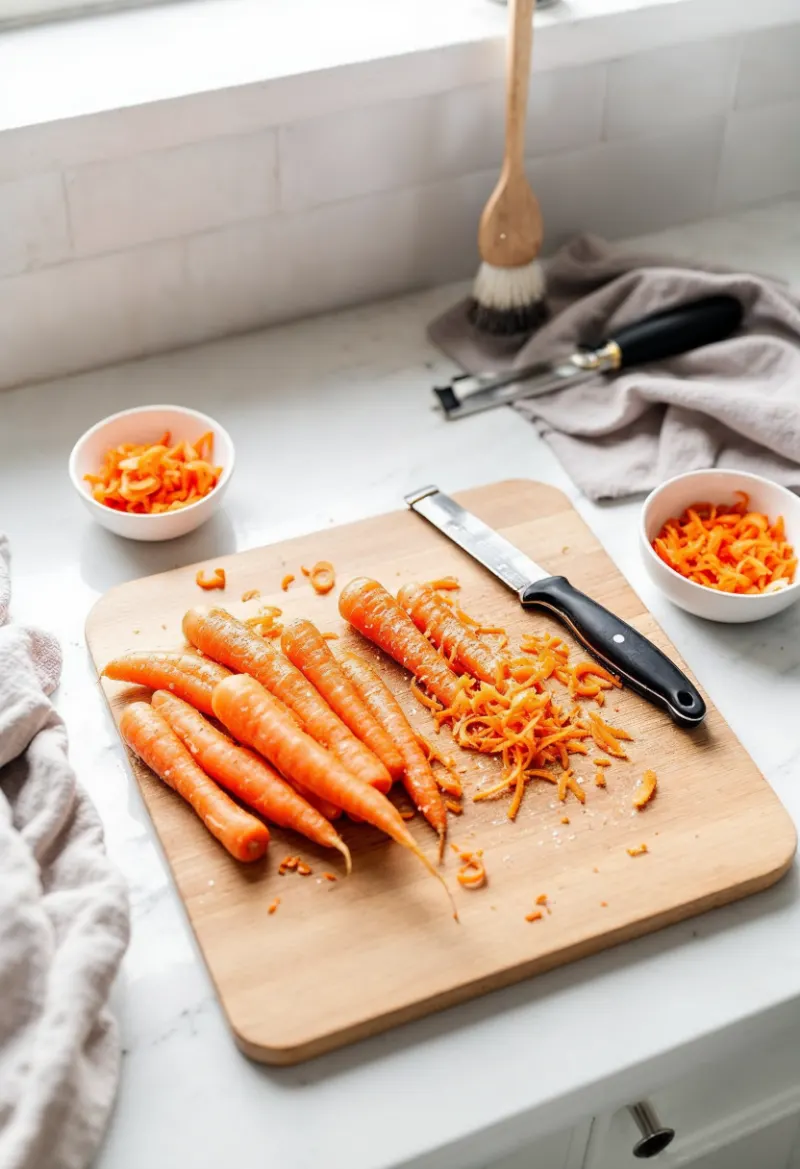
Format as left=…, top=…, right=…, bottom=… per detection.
left=87, top=480, right=796, bottom=1065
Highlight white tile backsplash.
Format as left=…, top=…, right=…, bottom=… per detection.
left=603, top=37, right=740, bottom=141
left=736, top=23, right=800, bottom=110
left=3, top=30, right=800, bottom=391
left=0, top=171, right=70, bottom=278
left=716, top=99, right=800, bottom=212
left=65, top=130, right=279, bottom=256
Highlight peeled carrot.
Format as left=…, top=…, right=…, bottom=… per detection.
left=152, top=690, right=351, bottom=870
left=338, top=579, right=459, bottom=707
left=397, top=582, right=504, bottom=684
left=182, top=607, right=392, bottom=793
left=103, top=651, right=231, bottom=717
left=281, top=620, right=404, bottom=780
left=339, top=652, right=446, bottom=846
left=212, top=675, right=455, bottom=913
left=119, top=701, right=269, bottom=862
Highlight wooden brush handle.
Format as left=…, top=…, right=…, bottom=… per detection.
left=505, top=0, right=536, bottom=174
left=477, top=0, right=543, bottom=268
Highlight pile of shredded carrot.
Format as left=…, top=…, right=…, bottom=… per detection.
left=652, top=492, right=797, bottom=594
left=85, top=431, right=222, bottom=514
left=411, top=612, right=631, bottom=820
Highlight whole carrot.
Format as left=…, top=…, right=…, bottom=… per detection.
left=339, top=652, right=447, bottom=847
left=281, top=619, right=404, bottom=779
left=397, top=583, right=504, bottom=684
left=212, top=675, right=455, bottom=914
left=119, top=701, right=269, bottom=862
left=183, top=607, right=392, bottom=793
left=338, top=579, right=459, bottom=707
left=103, top=651, right=231, bottom=717
left=152, top=690, right=351, bottom=871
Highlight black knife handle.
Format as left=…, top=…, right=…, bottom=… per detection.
left=606, top=295, right=742, bottom=369
left=521, top=576, right=706, bottom=728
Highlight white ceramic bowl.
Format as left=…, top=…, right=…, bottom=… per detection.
left=69, top=405, right=235, bottom=542
left=640, top=469, right=800, bottom=623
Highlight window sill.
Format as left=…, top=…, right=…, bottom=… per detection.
left=1, top=0, right=797, bottom=147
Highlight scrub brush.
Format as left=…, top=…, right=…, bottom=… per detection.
left=468, top=0, right=547, bottom=336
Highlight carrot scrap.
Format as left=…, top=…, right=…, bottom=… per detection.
left=196, top=567, right=226, bottom=591
left=400, top=809, right=416, bottom=820
left=279, top=854, right=300, bottom=874
left=245, top=604, right=284, bottom=640
left=627, top=843, right=649, bottom=857
left=444, top=799, right=463, bottom=816
left=241, top=589, right=260, bottom=602
left=525, top=910, right=543, bottom=922
left=456, top=853, right=486, bottom=889
left=322, top=872, right=337, bottom=882
left=297, top=862, right=312, bottom=876
left=281, top=574, right=295, bottom=591
left=600, top=900, right=608, bottom=908
left=309, top=561, right=336, bottom=595
left=84, top=429, right=222, bottom=514
left=652, top=492, right=796, bottom=594
left=300, top=566, right=311, bottom=577
left=427, top=576, right=460, bottom=590
left=594, top=770, right=607, bottom=788
left=535, top=893, right=549, bottom=906
left=633, top=769, right=658, bottom=809
left=268, top=898, right=280, bottom=914
left=560, top=816, right=570, bottom=824
left=594, top=758, right=611, bottom=767
left=322, top=631, right=339, bottom=640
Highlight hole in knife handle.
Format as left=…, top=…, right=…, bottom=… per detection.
left=677, top=690, right=695, bottom=708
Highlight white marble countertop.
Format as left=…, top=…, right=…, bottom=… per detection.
left=3, top=199, right=800, bottom=1169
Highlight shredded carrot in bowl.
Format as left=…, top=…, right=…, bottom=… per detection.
left=84, top=430, right=222, bottom=514
left=652, top=493, right=796, bottom=594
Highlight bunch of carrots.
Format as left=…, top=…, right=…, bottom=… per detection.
left=105, top=572, right=635, bottom=914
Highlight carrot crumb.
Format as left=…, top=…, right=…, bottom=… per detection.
left=399, top=809, right=416, bottom=820
left=196, top=567, right=226, bottom=591
left=297, top=862, right=312, bottom=876
left=627, top=843, right=649, bottom=857
left=427, top=576, right=460, bottom=590
left=268, top=898, right=280, bottom=914
left=595, top=770, right=607, bottom=788
left=592, top=866, right=599, bottom=873
left=457, top=853, right=486, bottom=889
left=281, top=573, right=295, bottom=591
left=322, top=631, right=339, bottom=640
left=600, top=900, right=608, bottom=907
left=535, top=893, right=548, bottom=905
left=300, top=565, right=311, bottom=577
left=445, top=799, right=463, bottom=815
left=322, top=872, right=337, bottom=882
left=525, top=910, right=543, bottom=922
left=633, top=768, right=657, bottom=809
left=594, top=758, right=611, bottom=767
left=560, top=816, right=570, bottom=825
left=241, top=588, right=260, bottom=602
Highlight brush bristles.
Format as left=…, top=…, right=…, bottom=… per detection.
left=469, top=260, right=548, bottom=336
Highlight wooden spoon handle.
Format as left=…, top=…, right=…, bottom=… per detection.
left=504, top=0, right=536, bottom=173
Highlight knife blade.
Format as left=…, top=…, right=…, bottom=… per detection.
left=405, top=486, right=706, bottom=729
left=433, top=294, right=743, bottom=420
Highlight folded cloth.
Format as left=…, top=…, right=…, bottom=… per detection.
left=428, top=235, right=800, bottom=501
left=0, top=536, right=130, bottom=1169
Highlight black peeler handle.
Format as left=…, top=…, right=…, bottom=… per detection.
left=604, top=295, right=743, bottom=369
left=521, top=576, right=706, bottom=728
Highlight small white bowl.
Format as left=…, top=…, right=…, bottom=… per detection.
left=640, top=469, right=800, bottom=623
left=69, top=405, right=235, bottom=542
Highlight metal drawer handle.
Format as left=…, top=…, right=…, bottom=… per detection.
left=628, top=1102, right=676, bottom=1158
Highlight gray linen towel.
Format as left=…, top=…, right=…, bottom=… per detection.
left=0, top=536, right=130, bottom=1169
left=428, top=235, right=800, bottom=501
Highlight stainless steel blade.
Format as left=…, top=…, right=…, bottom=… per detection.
left=434, top=358, right=593, bottom=420
left=405, top=486, right=549, bottom=594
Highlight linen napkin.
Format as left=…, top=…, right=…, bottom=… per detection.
left=0, top=536, right=130, bottom=1169
left=429, top=235, right=800, bottom=501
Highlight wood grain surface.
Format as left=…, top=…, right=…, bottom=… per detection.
left=86, top=480, right=796, bottom=1065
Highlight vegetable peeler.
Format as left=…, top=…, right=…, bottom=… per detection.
left=433, top=295, right=743, bottom=420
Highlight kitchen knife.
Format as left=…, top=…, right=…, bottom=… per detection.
left=405, top=486, right=706, bottom=729
left=434, top=294, right=743, bottom=420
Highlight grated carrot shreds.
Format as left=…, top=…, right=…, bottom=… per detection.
left=84, top=430, right=223, bottom=514
left=627, top=843, right=648, bottom=857
left=594, top=770, right=607, bottom=788
left=268, top=898, right=280, bottom=914
left=416, top=734, right=463, bottom=797
left=241, top=588, right=260, bottom=602
left=457, top=852, right=486, bottom=889
left=322, top=631, right=339, bottom=640
left=197, top=567, right=226, bottom=591
left=444, top=798, right=463, bottom=815
left=633, top=768, right=657, bottom=809
left=652, top=492, right=796, bottom=594
left=245, top=604, right=284, bottom=640
left=427, top=576, right=461, bottom=590
left=309, top=561, right=335, bottom=595
left=281, top=574, right=295, bottom=591
left=525, top=910, right=543, bottom=922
